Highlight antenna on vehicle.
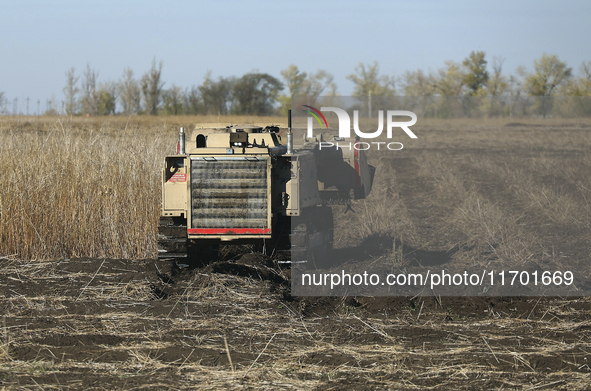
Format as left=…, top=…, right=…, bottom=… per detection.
left=287, top=109, right=293, bottom=154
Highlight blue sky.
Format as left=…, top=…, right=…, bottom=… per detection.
left=1, top=0, right=589, bottom=112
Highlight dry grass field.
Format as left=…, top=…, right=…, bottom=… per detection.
left=0, top=115, right=286, bottom=260
left=0, top=115, right=591, bottom=389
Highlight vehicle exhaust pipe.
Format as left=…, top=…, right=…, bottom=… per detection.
left=179, top=127, right=185, bottom=155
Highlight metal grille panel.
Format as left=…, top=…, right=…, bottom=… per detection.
left=191, top=158, right=269, bottom=230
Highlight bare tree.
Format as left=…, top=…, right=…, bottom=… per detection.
left=0, top=91, right=5, bottom=115
left=141, top=58, right=164, bottom=115
left=576, top=61, right=591, bottom=95
left=63, top=67, right=79, bottom=115
left=487, top=56, right=508, bottom=96
left=581, top=61, right=591, bottom=81
left=117, top=68, right=141, bottom=115
left=481, top=56, right=510, bottom=116
left=80, top=64, right=99, bottom=115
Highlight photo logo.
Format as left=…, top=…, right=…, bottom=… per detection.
left=302, top=105, right=329, bottom=129
left=304, top=106, right=417, bottom=139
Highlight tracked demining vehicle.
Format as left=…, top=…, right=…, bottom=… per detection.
left=157, top=111, right=375, bottom=266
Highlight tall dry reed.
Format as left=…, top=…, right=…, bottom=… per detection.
left=0, top=116, right=176, bottom=259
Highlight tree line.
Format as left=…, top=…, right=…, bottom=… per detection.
left=61, top=59, right=285, bottom=117
left=1, top=52, right=590, bottom=117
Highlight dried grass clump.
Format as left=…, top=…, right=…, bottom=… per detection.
left=0, top=116, right=175, bottom=259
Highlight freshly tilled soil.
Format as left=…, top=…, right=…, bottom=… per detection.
left=0, top=255, right=590, bottom=390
